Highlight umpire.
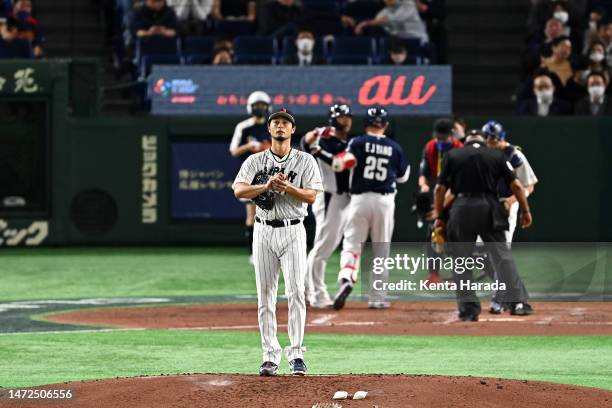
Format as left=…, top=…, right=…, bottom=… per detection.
left=433, top=130, right=533, bottom=321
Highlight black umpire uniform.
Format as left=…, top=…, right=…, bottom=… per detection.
left=434, top=133, right=532, bottom=321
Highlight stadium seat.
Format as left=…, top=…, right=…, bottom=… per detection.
left=343, top=0, right=385, bottom=22
left=233, top=36, right=277, bottom=65
left=135, top=36, right=180, bottom=62
left=0, top=39, right=33, bottom=59
left=214, top=20, right=255, bottom=37
left=328, top=37, right=376, bottom=64
left=139, top=55, right=182, bottom=79
left=182, top=36, right=215, bottom=64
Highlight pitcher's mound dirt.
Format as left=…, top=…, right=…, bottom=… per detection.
left=44, top=302, right=612, bottom=336
left=1, top=374, right=611, bottom=408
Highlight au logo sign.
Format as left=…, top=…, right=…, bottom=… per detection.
left=358, top=75, right=437, bottom=106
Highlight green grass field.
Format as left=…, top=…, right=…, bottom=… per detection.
left=0, top=247, right=611, bottom=389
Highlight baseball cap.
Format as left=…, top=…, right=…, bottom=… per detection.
left=268, top=108, right=296, bottom=126
left=433, top=118, right=453, bottom=138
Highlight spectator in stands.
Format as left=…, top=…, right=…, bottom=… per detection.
left=2, top=0, right=44, bottom=57
left=216, top=0, right=256, bottom=21
left=577, top=40, right=610, bottom=85
left=583, top=7, right=606, bottom=53
left=166, top=0, right=215, bottom=35
left=257, top=0, right=302, bottom=36
left=596, top=19, right=612, bottom=66
left=517, top=71, right=572, bottom=116
left=574, top=71, right=612, bottom=115
left=133, top=0, right=178, bottom=39
left=383, top=40, right=410, bottom=65
left=542, top=36, right=574, bottom=85
left=213, top=37, right=233, bottom=55
left=417, top=0, right=446, bottom=63
left=526, top=0, right=585, bottom=40
left=212, top=48, right=232, bottom=64
left=285, top=28, right=325, bottom=65
left=355, top=0, right=429, bottom=42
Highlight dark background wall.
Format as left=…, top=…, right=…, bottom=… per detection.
left=55, top=115, right=609, bottom=245
left=0, top=61, right=609, bottom=245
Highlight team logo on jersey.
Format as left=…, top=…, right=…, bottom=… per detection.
left=262, top=166, right=298, bottom=183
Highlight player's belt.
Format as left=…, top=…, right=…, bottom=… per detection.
left=255, top=216, right=302, bottom=228
left=457, top=192, right=493, bottom=198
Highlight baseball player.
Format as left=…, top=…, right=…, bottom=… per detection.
left=300, top=103, right=353, bottom=308
left=417, top=118, right=464, bottom=284
left=230, top=91, right=272, bottom=264
left=482, top=120, right=538, bottom=315
left=232, top=108, right=323, bottom=377
left=331, top=106, right=410, bottom=310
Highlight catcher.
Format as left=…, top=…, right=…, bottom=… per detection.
left=233, top=108, right=323, bottom=376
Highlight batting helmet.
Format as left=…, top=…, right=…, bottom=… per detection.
left=481, top=120, right=507, bottom=140
left=364, top=106, right=389, bottom=128
left=247, top=91, right=272, bottom=116
left=328, top=103, right=352, bottom=129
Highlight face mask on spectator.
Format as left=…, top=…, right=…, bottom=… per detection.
left=535, top=89, right=554, bottom=104
left=296, top=38, right=314, bottom=53
left=590, top=52, right=605, bottom=63
left=588, top=85, right=606, bottom=98
left=589, top=21, right=597, bottom=31
left=553, top=11, right=569, bottom=24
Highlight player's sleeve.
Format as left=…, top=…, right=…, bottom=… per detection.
left=437, top=154, right=452, bottom=187
left=301, top=154, right=324, bottom=191
left=418, top=147, right=430, bottom=177
left=396, top=146, right=411, bottom=184
left=299, top=135, right=310, bottom=152
left=514, top=150, right=538, bottom=187
left=229, top=119, right=251, bottom=152
left=232, top=155, right=255, bottom=189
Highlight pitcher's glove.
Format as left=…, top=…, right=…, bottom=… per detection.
left=251, top=170, right=275, bottom=211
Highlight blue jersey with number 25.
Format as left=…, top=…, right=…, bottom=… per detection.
left=347, top=134, right=410, bottom=194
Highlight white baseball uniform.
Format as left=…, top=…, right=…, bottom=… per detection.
left=506, top=148, right=538, bottom=243
left=300, top=133, right=351, bottom=306
left=232, top=148, right=322, bottom=365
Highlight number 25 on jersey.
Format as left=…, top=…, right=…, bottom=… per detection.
left=364, top=156, right=388, bottom=181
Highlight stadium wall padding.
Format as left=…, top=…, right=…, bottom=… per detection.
left=35, top=116, right=612, bottom=245
left=0, top=61, right=609, bottom=245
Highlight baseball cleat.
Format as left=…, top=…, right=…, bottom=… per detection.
left=289, top=358, right=307, bottom=376
left=333, top=279, right=353, bottom=310
left=259, top=361, right=278, bottom=376
left=458, top=313, right=479, bottom=322
left=310, top=297, right=334, bottom=309
left=368, top=301, right=391, bottom=309
left=489, top=301, right=506, bottom=314
left=510, top=302, right=534, bottom=316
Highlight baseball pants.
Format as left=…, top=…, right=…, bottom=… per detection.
left=253, top=221, right=307, bottom=365
left=338, top=193, right=396, bottom=301
left=306, top=192, right=350, bottom=304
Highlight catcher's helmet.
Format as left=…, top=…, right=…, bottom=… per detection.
left=328, top=103, right=351, bottom=129
left=481, top=120, right=506, bottom=140
left=364, top=106, right=389, bottom=128
left=246, top=91, right=272, bottom=115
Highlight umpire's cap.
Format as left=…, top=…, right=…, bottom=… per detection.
left=268, top=108, right=296, bottom=126
left=364, top=106, right=389, bottom=128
